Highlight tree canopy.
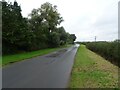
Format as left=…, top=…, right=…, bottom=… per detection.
left=2, top=1, right=76, bottom=55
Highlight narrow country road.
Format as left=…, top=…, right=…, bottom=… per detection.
left=3, top=44, right=79, bottom=88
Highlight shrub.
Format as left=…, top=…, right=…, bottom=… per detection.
left=85, top=40, right=119, bottom=67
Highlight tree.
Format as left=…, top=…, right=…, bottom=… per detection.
left=29, top=2, right=64, bottom=48
left=40, top=2, right=63, bottom=32
left=2, top=1, right=77, bottom=55
left=49, top=32, right=60, bottom=47
left=2, top=0, right=28, bottom=54
left=70, top=34, right=76, bottom=44
left=58, top=27, right=68, bottom=45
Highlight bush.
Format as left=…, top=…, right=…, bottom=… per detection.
left=85, top=40, right=119, bottom=67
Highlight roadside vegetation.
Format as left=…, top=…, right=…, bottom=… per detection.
left=2, top=44, right=72, bottom=66
left=2, top=1, right=76, bottom=66
left=69, top=45, right=118, bottom=88
left=80, top=40, right=120, bottom=67
left=2, top=1, right=76, bottom=55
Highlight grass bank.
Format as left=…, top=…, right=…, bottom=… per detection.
left=69, top=45, right=118, bottom=88
left=2, top=44, right=72, bottom=66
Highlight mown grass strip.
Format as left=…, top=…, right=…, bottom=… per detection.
left=2, top=44, right=72, bottom=66
left=69, top=45, right=118, bottom=88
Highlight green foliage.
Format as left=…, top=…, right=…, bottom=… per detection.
left=2, top=1, right=29, bottom=54
left=69, top=45, right=118, bottom=88
left=58, top=27, right=68, bottom=45
left=70, top=34, right=76, bottom=44
left=84, top=40, right=120, bottom=67
left=48, top=32, right=60, bottom=47
left=3, top=46, right=61, bottom=65
left=2, top=1, right=77, bottom=55
left=2, top=44, right=72, bottom=65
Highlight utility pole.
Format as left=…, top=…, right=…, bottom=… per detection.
left=95, top=36, right=96, bottom=42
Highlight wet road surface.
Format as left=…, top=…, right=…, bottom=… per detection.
left=3, top=44, right=79, bottom=88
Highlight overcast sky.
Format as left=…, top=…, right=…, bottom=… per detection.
left=9, top=0, right=119, bottom=41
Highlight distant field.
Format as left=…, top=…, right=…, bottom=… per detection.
left=2, top=44, right=72, bottom=66
left=69, top=45, right=118, bottom=88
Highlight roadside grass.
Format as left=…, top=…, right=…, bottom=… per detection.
left=69, top=45, right=118, bottom=88
left=2, top=44, right=72, bottom=66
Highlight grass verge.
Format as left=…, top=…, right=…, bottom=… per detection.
left=69, top=45, right=118, bottom=88
left=2, top=44, right=72, bottom=66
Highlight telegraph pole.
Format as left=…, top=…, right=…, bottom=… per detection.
left=95, top=36, right=96, bottom=42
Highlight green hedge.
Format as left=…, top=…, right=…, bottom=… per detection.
left=85, top=40, right=120, bottom=67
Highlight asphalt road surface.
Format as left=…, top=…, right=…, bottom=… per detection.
left=3, top=44, right=79, bottom=88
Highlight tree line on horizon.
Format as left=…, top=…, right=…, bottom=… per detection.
left=2, top=0, right=76, bottom=55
